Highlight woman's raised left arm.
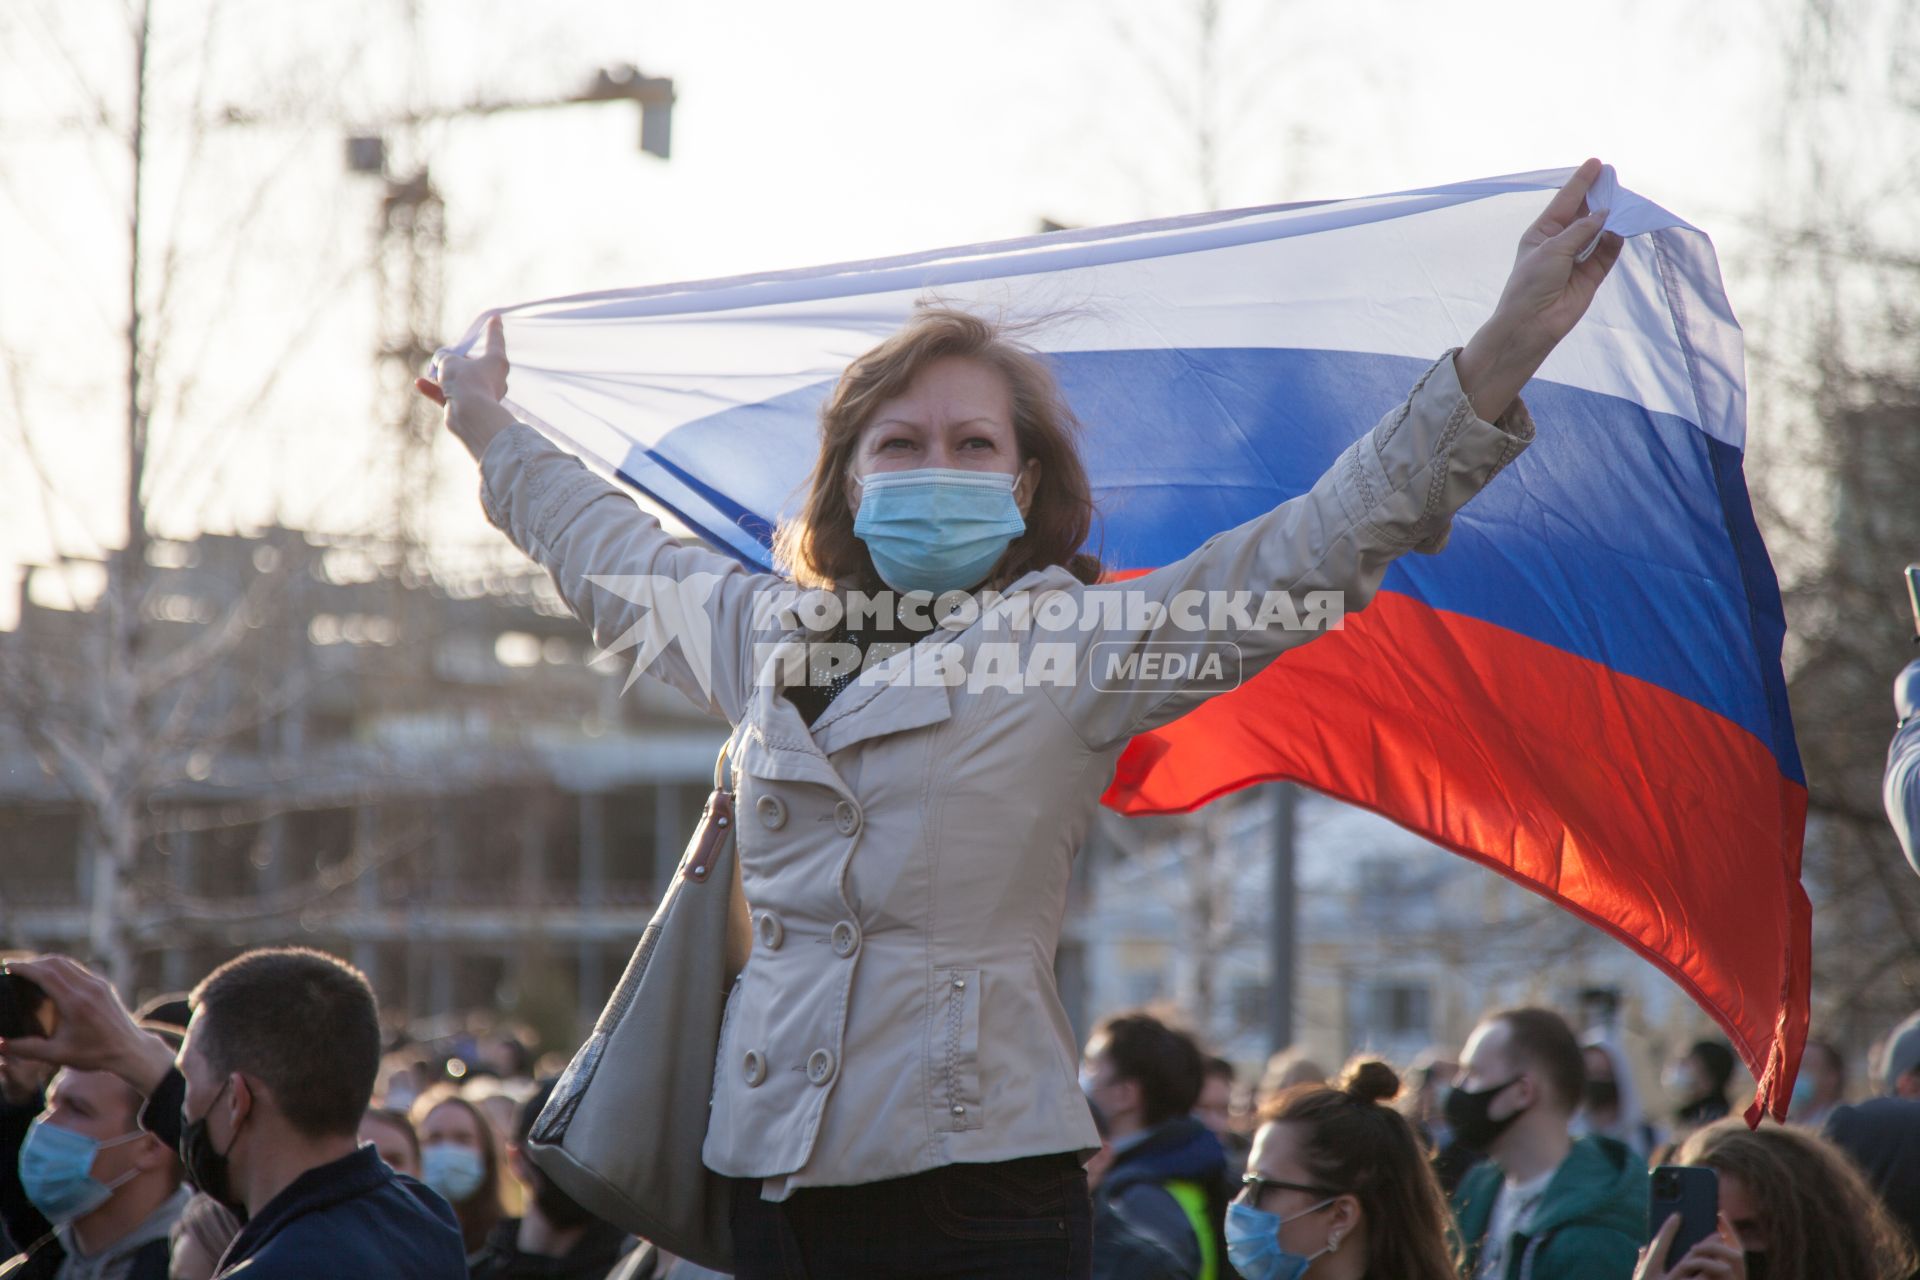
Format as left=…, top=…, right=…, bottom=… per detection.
left=1042, top=160, right=1622, bottom=751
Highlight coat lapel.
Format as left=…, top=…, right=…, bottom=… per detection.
left=740, top=634, right=853, bottom=797
left=809, top=643, right=954, bottom=757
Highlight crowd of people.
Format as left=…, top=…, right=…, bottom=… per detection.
left=0, top=950, right=720, bottom=1280
left=1077, top=1001, right=1920, bottom=1280
left=5, top=946, right=1920, bottom=1279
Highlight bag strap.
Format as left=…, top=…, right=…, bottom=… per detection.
left=713, top=731, right=735, bottom=795
left=683, top=728, right=752, bottom=982
left=686, top=736, right=737, bottom=885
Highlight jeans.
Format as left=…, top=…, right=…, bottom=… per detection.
left=728, top=1153, right=1094, bottom=1279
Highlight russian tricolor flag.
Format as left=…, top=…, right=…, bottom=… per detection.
left=442, top=165, right=1809, bottom=1120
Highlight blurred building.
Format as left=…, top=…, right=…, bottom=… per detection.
left=1067, top=790, right=1710, bottom=1099
left=1, top=523, right=1721, bottom=1096
left=0, top=526, right=724, bottom=1041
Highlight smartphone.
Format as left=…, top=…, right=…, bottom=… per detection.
left=1650, top=1164, right=1719, bottom=1267
left=0, top=972, right=55, bottom=1041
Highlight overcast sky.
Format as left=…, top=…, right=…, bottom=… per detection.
left=1, top=0, right=1795, bottom=628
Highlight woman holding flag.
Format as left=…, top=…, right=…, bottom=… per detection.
left=418, top=159, right=1622, bottom=1280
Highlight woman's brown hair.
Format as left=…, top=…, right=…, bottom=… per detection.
left=410, top=1086, right=503, bottom=1256
left=770, top=302, right=1103, bottom=593
left=1257, top=1058, right=1458, bottom=1280
left=1678, top=1119, right=1917, bottom=1280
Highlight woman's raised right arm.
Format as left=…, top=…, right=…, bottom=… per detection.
left=423, top=318, right=777, bottom=723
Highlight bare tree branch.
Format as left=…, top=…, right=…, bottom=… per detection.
left=128, top=824, right=430, bottom=928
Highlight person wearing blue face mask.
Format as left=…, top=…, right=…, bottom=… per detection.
left=1228, top=1060, right=1456, bottom=1280
left=428, top=160, right=1621, bottom=1279
left=1, top=1044, right=57, bottom=1254
left=850, top=467, right=1031, bottom=598
left=1785, top=1040, right=1844, bottom=1131
left=4, top=1064, right=186, bottom=1280
left=1081, top=1012, right=1233, bottom=1280
left=409, top=1091, right=503, bottom=1266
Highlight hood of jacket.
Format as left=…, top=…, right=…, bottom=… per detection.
left=52, top=1185, right=189, bottom=1280
left=1455, top=1134, right=1647, bottom=1250
left=1575, top=1030, right=1649, bottom=1141
left=1103, top=1116, right=1229, bottom=1197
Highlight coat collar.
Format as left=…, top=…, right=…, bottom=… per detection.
left=221, top=1144, right=392, bottom=1269
left=807, top=640, right=953, bottom=757
left=741, top=632, right=950, bottom=792
left=740, top=641, right=851, bottom=796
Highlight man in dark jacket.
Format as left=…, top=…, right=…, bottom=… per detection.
left=1822, top=1000, right=1920, bottom=1259
left=1082, top=1013, right=1236, bottom=1280
left=470, top=1079, right=633, bottom=1280
left=1825, top=1097, right=1920, bottom=1260
left=1084, top=1100, right=1186, bottom=1280
left=0, top=951, right=465, bottom=1280
left=1449, top=1008, right=1647, bottom=1279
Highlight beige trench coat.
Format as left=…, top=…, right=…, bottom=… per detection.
left=477, top=346, right=1534, bottom=1201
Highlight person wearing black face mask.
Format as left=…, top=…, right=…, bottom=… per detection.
left=1446, top=1008, right=1648, bottom=1280
left=0, top=951, right=466, bottom=1280
left=1666, top=1039, right=1735, bottom=1140
left=470, top=1078, right=635, bottom=1280
left=1574, top=1035, right=1659, bottom=1160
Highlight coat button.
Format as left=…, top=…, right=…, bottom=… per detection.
left=756, top=795, right=787, bottom=830
left=755, top=911, right=784, bottom=951
left=806, top=1049, right=836, bottom=1086
left=830, top=920, right=859, bottom=958
left=743, top=1051, right=766, bottom=1087
left=833, top=800, right=860, bottom=837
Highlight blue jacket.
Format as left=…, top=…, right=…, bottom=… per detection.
left=139, top=1068, right=466, bottom=1279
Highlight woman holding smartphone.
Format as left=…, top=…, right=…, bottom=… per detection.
left=1635, top=1119, right=1915, bottom=1280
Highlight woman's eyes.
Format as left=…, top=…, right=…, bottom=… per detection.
left=874, top=435, right=995, bottom=452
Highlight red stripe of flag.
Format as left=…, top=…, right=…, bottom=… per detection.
left=1102, top=587, right=1810, bottom=1122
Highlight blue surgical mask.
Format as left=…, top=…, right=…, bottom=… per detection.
left=1226, top=1198, right=1337, bottom=1280
left=18, top=1117, right=145, bottom=1224
left=421, top=1142, right=486, bottom=1204
left=852, top=467, right=1026, bottom=596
